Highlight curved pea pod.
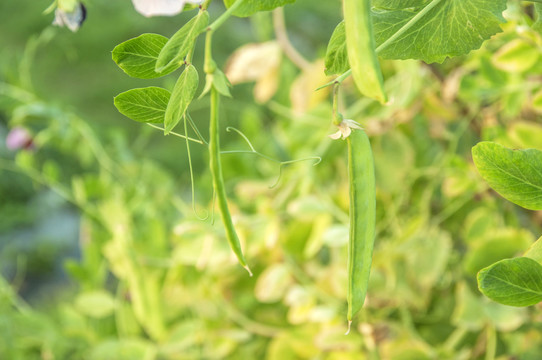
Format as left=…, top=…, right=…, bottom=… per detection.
left=346, top=129, right=376, bottom=330
left=209, top=87, right=252, bottom=276
left=343, top=0, right=387, bottom=103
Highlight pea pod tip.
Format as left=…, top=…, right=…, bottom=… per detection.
left=345, top=320, right=352, bottom=335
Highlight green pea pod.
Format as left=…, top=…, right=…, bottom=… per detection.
left=209, top=87, right=252, bottom=276
left=346, top=129, right=376, bottom=332
left=343, top=0, right=387, bottom=103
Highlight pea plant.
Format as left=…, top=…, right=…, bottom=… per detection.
left=110, top=0, right=542, bottom=330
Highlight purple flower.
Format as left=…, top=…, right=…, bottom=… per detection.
left=6, top=127, right=33, bottom=151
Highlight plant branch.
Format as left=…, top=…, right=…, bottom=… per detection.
left=273, top=7, right=311, bottom=70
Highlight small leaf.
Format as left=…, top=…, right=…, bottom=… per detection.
left=155, top=11, right=209, bottom=72
left=223, top=0, right=296, bottom=17
left=201, top=69, right=232, bottom=99
left=254, top=264, right=292, bottom=303
left=472, top=142, right=542, bottom=211
left=534, top=3, right=542, bottom=34
left=524, top=236, right=542, bottom=264
left=75, top=290, right=117, bottom=318
left=114, top=87, right=171, bottom=123
left=492, top=39, right=540, bottom=73
left=324, top=21, right=348, bottom=76
left=478, top=257, right=542, bottom=307
left=112, top=33, right=180, bottom=79
left=164, top=65, right=199, bottom=134
left=212, top=69, right=232, bottom=97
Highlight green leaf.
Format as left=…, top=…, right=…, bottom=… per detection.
left=463, top=228, right=533, bottom=275
left=478, top=257, right=542, bottom=307
left=200, top=69, right=232, bottom=99
left=472, top=142, right=542, bottom=211
left=224, top=0, right=296, bottom=17
left=324, top=21, right=348, bottom=76
left=164, top=65, right=199, bottom=134
left=492, top=39, right=540, bottom=73
left=114, top=87, right=171, bottom=124
left=112, top=34, right=180, bottom=79
left=525, top=236, right=542, bottom=264
left=155, top=11, right=209, bottom=72
left=75, top=290, right=117, bottom=318
left=534, top=4, right=542, bottom=34
left=372, top=0, right=508, bottom=63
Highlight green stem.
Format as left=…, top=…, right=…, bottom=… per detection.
left=485, top=324, right=497, bottom=360
left=209, top=88, right=252, bottom=275
left=207, top=0, right=246, bottom=32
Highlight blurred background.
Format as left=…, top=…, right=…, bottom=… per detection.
left=1, top=0, right=542, bottom=359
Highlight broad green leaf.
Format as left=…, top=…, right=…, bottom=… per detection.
left=112, top=34, right=180, bottom=79
left=164, top=65, right=199, bottom=134
left=478, top=257, right=542, bottom=307
left=524, top=236, right=542, bottom=264
left=114, top=87, right=171, bottom=124
left=492, top=39, right=540, bottom=73
left=372, top=0, right=508, bottom=63
left=155, top=11, right=209, bottom=72
left=224, top=0, right=296, bottom=17
left=324, top=21, right=348, bottom=76
left=472, top=142, right=542, bottom=211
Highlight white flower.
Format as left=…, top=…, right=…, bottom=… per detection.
left=329, top=119, right=362, bottom=140
left=132, top=0, right=204, bottom=17
left=53, top=2, right=87, bottom=32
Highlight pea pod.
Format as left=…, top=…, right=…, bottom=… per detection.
left=346, top=129, right=376, bottom=331
left=209, top=87, right=252, bottom=276
left=343, top=0, right=387, bottom=103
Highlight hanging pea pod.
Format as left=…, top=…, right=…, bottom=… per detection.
left=346, top=128, right=376, bottom=333
left=209, top=87, right=252, bottom=276
left=343, top=0, right=387, bottom=103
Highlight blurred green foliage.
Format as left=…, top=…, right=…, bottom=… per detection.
left=1, top=0, right=542, bottom=359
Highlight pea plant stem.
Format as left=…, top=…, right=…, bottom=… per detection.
left=272, top=7, right=311, bottom=70
left=207, top=0, right=246, bottom=32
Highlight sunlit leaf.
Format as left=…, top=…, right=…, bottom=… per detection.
left=112, top=34, right=180, bottom=79
left=472, top=142, right=542, bottom=210
left=478, top=257, right=542, bottom=307
left=114, top=87, right=171, bottom=123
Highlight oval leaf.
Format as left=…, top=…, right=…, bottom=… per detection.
left=114, top=87, right=171, bottom=123
left=324, top=21, right=348, bottom=76
left=155, top=11, right=209, bottom=72
left=478, top=257, right=542, bottom=307
left=164, top=65, right=199, bottom=134
left=112, top=33, right=180, bottom=79
left=224, top=0, right=296, bottom=17
left=472, top=142, right=542, bottom=211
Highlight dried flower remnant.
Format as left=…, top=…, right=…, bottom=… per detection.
left=329, top=119, right=363, bottom=140
left=131, top=0, right=204, bottom=17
